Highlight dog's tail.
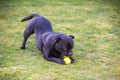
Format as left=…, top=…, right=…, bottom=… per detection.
left=21, top=14, right=40, bottom=22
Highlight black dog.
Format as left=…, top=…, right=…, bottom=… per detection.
left=20, top=14, right=74, bottom=64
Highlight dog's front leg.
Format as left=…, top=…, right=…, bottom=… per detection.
left=44, top=56, right=65, bottom=64
left=43, top=49, right=65, bottom=64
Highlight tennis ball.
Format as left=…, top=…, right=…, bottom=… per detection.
left=64, top=56, right=71, bottom=64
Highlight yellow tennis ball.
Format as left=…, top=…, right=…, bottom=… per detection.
left=64, top=56, right=71, bottom=65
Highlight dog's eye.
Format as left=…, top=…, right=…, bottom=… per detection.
left=62, top=47, right=67, bottom=51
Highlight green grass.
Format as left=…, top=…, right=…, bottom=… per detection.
left=0, top=0, right=120, bottom=80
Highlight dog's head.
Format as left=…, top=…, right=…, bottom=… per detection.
left=53, top=35, right=74, bottom=57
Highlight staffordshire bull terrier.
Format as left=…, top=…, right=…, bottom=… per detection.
left=20, top=14, right=74, bottom=64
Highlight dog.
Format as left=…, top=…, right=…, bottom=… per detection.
left=20, top=14, right=74, bottom=64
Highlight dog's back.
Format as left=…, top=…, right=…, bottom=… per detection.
left=21, top=14, right=53, bottom=34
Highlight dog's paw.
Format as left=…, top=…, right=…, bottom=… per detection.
left=57, top=60, right=65, bottom=65
left=70, top=57, right=74, bottom=64
left=20, top=46, right=26, bottom=50
left=71, top=59, right=74, bottom=63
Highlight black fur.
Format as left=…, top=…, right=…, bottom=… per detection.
left=20, top=14, right=74, bottom=64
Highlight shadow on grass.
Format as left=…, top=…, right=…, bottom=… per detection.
left=107, top=0, right=120, bottom=38
left=108, top=1, right=120, bottom=54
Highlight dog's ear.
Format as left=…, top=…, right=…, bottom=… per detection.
left=69, top=35, right=75, bottom=39
left=55, top=37, right=61, bottom=43
left=52, top=36, right=62, bottom=49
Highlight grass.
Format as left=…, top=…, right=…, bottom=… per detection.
left=0, top=0, right=120, bottom=80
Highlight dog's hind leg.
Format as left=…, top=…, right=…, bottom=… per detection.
left=20, top=29, right=33, bottom=49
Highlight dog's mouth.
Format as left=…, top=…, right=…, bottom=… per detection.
left=65, top=52, right=73, bottom=56
left=61, top=53, right=72, bottom=59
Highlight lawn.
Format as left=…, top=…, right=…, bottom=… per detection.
left=0, top=0, right=120, bottom=80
